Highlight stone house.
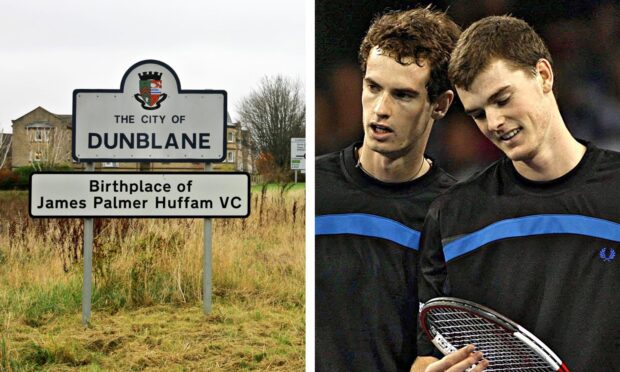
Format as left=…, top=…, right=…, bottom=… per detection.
left=11, top=106, right=254, bottom=172
left=11, top=107, right=72, bottom=168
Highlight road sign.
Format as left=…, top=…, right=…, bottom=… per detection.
left=73, top=60, right=227, bottom=162
left=30, top=172, right=250, bottom=218
left=291, top=137, right=305, bottom=170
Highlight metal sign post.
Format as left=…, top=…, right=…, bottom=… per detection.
left=82, top=162, right=94, bottom=326
left=203, top=162, right=213, bottom=314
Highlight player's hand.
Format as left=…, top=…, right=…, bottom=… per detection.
left=425, top=345, right=489, bottom=372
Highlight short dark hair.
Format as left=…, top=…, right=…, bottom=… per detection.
left=359, top=6, right=461, bottom=102
left=449, top=15, right=553, bottom=90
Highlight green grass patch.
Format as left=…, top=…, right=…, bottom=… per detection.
left=22, top=279, right=82, bottom=327
left=251, top=182, right=305, bottom=192
left=1, top=337, right=21, bottom=371
left=22, top=343, right=54, bottom=366
left=0, top=189, right=28, bottom=201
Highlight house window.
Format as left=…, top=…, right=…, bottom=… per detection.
left=26, top=122, right=53, bottom=143
left=29, top=150, right=45, bottom=163
left=227, top=150, right=235, bottom=163
left=35, top=129, right=45, bottom=142
left=29, top=128, right=50, bottom=143
left=227, top=131, right=235, bottom=143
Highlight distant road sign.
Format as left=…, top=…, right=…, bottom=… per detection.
left=73, top=60, right=227, bottom=162
left=291, top=137, right=305, bottom=170
left=30, top=172, right=249, bottom=218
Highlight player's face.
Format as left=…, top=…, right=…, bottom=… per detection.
left=457, top=59, right=552, bottom=162
left=361, top=47, right=435, bottom=158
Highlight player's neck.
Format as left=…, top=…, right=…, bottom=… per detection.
left=356, top=145, right=430, bottom=183
left=513, top=124, right=586, bottom=182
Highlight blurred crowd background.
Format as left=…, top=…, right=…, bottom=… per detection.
left=316, top=0, right=620, bottom=179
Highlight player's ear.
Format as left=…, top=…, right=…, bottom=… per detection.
left=431, top=90, right=454, bottom=120
left=536, top=58, right=553, bottom=93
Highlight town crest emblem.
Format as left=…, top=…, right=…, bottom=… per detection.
left=135, top=71, right=167, bottom=110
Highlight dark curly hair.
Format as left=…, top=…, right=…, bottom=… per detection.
left=359, top=6, right=461, bottom=102
left=449, top=15, right=553, bottom=90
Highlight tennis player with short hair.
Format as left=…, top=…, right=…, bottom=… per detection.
left=413, top=15, right=620, bottom=371
left=315, top=7, right=463, bottom=371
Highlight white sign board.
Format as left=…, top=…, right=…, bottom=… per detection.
left=30, top=172, right=249, bottom=218
left=73, top=60, right=227, bottom=162
left=291, top=137, right=305, bottom=170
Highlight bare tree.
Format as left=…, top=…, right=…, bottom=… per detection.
left=238, top=75, right=305, bottom=175
left=29, top=127, right=71, bottom=170
left=0, top=130, right=11, bottom=169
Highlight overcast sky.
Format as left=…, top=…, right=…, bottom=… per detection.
left=0, top=0, right=305, bottom=133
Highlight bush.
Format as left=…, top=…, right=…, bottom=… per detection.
left=255, top=153, right=275, bottom=180
left=9, top=165, right=74, bottom=189
left=0, top=169, right=18, bottom=189
left=255, top=153, right=297, bottom=183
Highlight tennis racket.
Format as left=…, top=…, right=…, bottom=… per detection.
left=419, top=297, right=569, bottom=371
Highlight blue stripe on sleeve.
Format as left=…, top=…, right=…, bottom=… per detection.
left=315, top=213, right=421, bottom=251
left=443, top=214, right=620, bottom=262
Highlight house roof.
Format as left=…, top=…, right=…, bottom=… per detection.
left=12, top=106, right=69, bottom=123
left=13, top=106, right=235, bottom=129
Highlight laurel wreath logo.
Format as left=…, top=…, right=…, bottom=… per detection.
left=599, top=247, right=616, bottom=262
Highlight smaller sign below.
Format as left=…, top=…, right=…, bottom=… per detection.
left=291, top=137, right=305, bottom=170
left=30, top=172, right=250, bottom=218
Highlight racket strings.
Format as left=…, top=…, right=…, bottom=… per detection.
left=427, top=309, right=554, bottom=371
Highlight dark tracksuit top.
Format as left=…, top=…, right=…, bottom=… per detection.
left=316, top=143, right=455, bottom=371
left=418, top=142, right=620, bottom=372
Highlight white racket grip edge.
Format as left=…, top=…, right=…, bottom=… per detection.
left=431, top=332, right=458, bottom=355
left=431, top=335, right=475, bottom=372
left=513, top=330, right=560, bottom=369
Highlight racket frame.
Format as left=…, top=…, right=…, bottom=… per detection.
left=419, top=297, right=569, bottom=372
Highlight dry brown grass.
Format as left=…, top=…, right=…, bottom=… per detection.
left=0, top=185, right=305, bottom=370
left=1, top=302, right=304, bottom=371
